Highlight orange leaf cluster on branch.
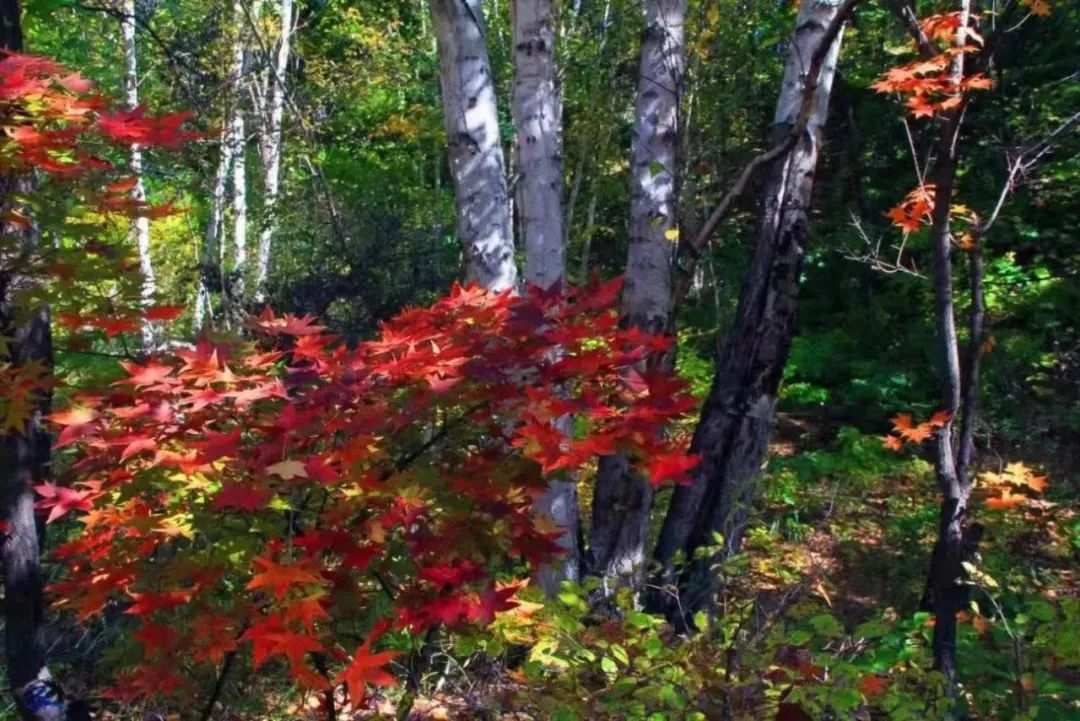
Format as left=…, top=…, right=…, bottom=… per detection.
left=884, top=184, right=978, bottom=238
left=978, top=462, right=1049, bottom=510
left=45, top=278, right=699, bottom=706
left=881, top=410, right=951, bottom=451
left=871, top=13, right=992, bottom=119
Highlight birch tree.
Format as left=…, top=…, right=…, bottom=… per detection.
left=587, top=0, right=686, bottom=589
left=254, top=0, right=293, bottom=303
left=430, top=0, right=517, bottom=291
left=196, top=0, right=247, bottom=330
left=652, top=0, right=856, bottom=614
left=121, top=0, right=156, bottom=351
left=513, top=0, right=563, bottom=290
left=513, top=0, right=576, bottom=593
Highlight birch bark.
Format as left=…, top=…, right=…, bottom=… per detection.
left=513, top=0, right=563, bottom=290
left=587, top=0, right=686, bottom=590
left=254, top=0, right=294, bottom=302
left=512, top=0, right=576, bottom=594
left=430, top=0, right=517, bottom=291
left=121, top=0, right=156, bottom=351
left=195, top=0, right=246, bottom=330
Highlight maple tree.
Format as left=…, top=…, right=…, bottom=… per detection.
left=44, top=278, right=697, bottom=706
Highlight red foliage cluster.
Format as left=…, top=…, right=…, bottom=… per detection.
left=46, top=279, right=698, bottom=705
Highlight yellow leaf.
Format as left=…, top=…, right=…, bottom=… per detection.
left=664, top=227, right=679, bottom=242
left=267, top=460, right=308, bottom=480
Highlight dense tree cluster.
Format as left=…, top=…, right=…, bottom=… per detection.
left=1, top=0, right=1078, bottom=719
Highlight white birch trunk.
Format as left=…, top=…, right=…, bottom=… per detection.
left=254, top=0, right=294, bottom=303
left=513, top=0, right=563, bottom=290
left=626, top=0, right=685, bottom=337
left=122, top=0, right=156, bottom=351
left=430, top=0, right=517, bottom=291
left=195, top=126, right=232, bottom=331
left=230, top=109, right=247, bottom=310
left=227, top=0, right=248, bottom=320
left=587, top=0, right=686, bottom=590
left=195, top=1, right=247, bottom=331
left=513, top=0, right=576, bottom=594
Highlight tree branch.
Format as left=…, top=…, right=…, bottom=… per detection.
left=674, top=0, right=861, bottom=303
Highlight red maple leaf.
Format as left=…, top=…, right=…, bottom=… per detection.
left=117, top=359, right=175, bottom=389
left=214, top=483, right=270, bottom=512
left=644, top=451, right=700, bottom=486
left=334, top=638, right=401, bottom=704
left=34, top=481, right=101, bottom=523
left=246, top=557, right=324, bottom=598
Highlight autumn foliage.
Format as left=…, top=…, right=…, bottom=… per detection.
left=44, top=279, right=698, bottom=704
left=0, top=50, right=190, bottom=386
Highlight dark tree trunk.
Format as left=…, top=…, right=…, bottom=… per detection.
left=2, top=5, right=66, bottom=717
left=921, top=0, right=979, bottom=688
left=650, top=0, right=848, bottom=617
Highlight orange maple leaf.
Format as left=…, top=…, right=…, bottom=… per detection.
left=929, top=410, right=952, bottom=428
left=882, top=435, right=904, bottom=452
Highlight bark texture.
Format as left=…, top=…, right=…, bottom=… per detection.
left=512, top=0, right=577, bottom=594
left=920, top=0, right=976, bottom=686
left=587, top=0, right=686, bottom=590
left=229, top=23, right=248, bottom=317
left=254, top=0, right=294, bottom=302
left=513, top=0, right=563, bottom=290
left=430, top=0, right=517, bottom=291
left=121, top=0, right=156, bottom=351
left=1, top=5, right=57, bottom=716
left=651, top=0, right=847, bottom=615
left=195, top=1, right=246, bottom=330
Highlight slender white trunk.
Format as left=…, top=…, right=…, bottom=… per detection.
left=587, top=0, right=687, bottom=590
left=196, top=1, right=247, bottom=331
left=513, top=0, right=575, bottom=594
left=195, top=126, right=232, bottom=331
left=430, top=0, right=517, bottom=291
left=626, top=0, right=685, bottom=336
left=122, top=0, right=156, bottom=351
left=228, top=0, right=248, bottom=319
left=254, top=0, right=294, bottom=303
left=231, top=105, right=247, bottom=308
left=513, top=0, right=563, bottom=290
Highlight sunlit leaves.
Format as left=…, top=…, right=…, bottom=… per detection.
left=979, top=462, right=1049, bottom=510
left=881, top=410, right=949, bottom=451
left=46, top=278, right=696, bottom=704
left=872, top=13, right=992, bottom=119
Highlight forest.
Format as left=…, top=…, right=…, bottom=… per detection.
left=0, top=0, right=1078, bottom=718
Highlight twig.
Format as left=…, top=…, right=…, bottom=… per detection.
left=674, top=0, right=862, bottom=303
left=199, top=649, right=238, bottom=721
